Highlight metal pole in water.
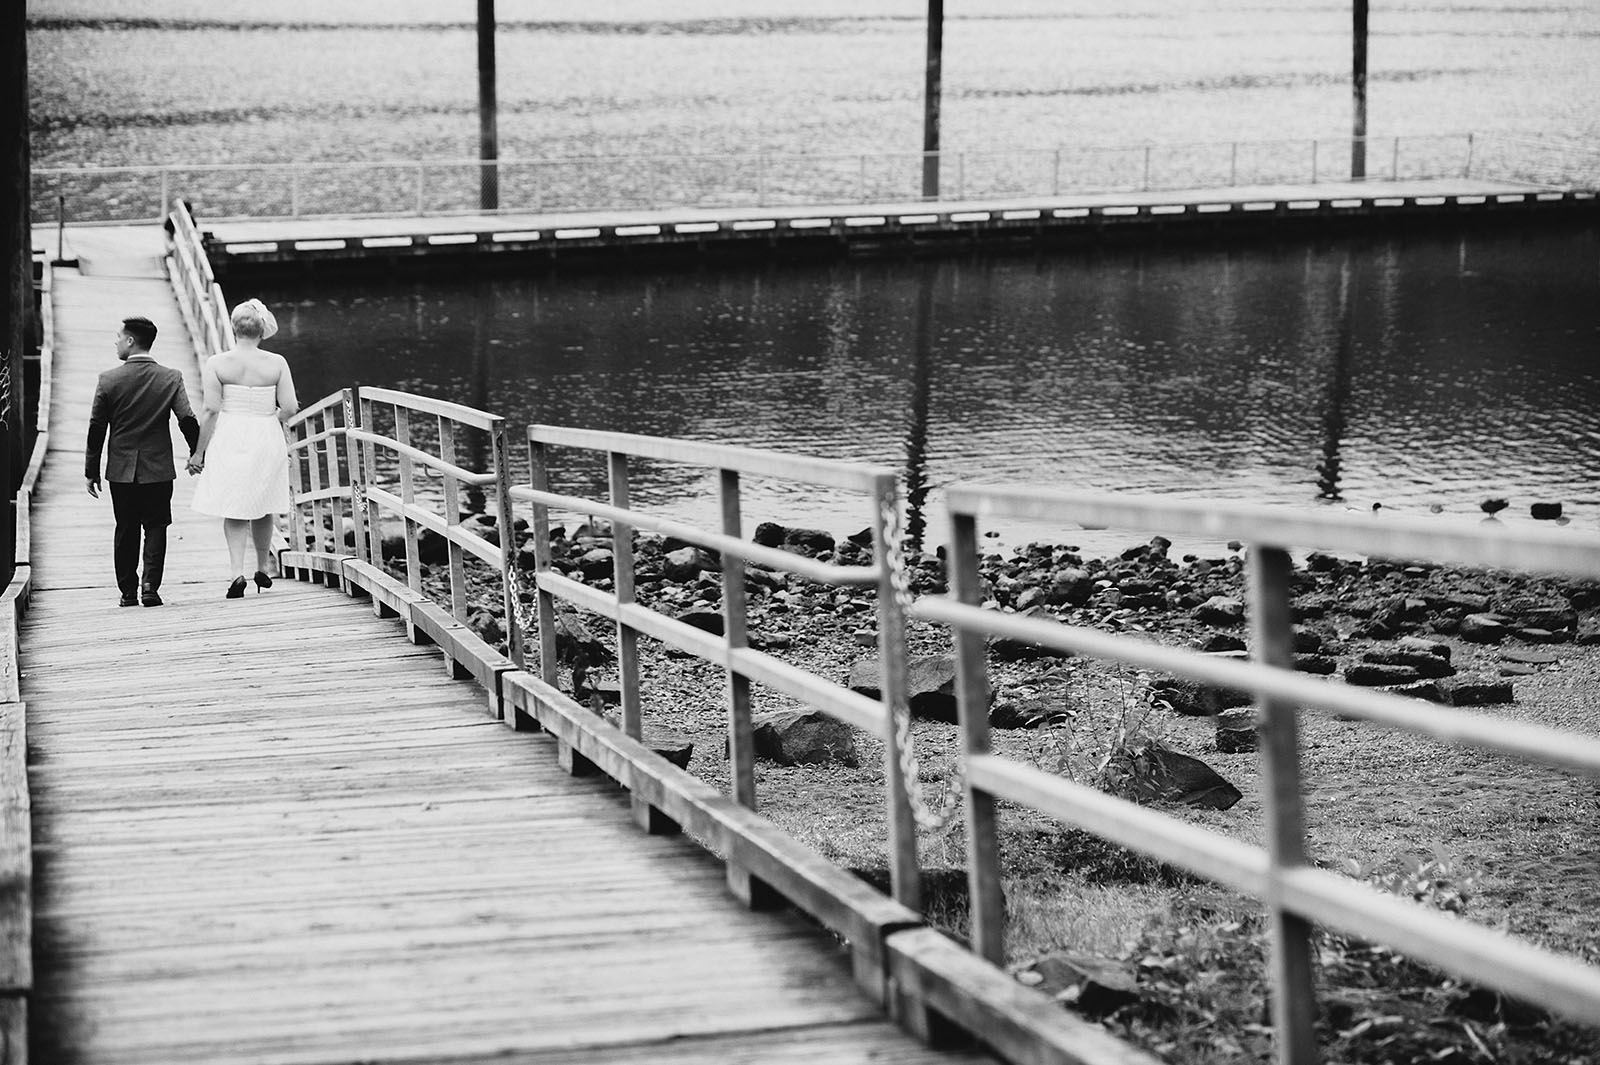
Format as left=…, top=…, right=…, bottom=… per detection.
left=57, top=195, right=64, bottom=262
left=921, top=0, right=944, bottom=199
left=1352, top=0, right=1369, bottom=179
left=478, top=0, right=500, bottom=211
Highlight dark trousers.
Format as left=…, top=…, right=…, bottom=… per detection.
left=109, top=480, right=174, bottom=597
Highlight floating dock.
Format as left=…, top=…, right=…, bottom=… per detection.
left=186, top=178, right=1597, bottom=277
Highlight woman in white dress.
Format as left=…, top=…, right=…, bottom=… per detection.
left=189, top=299, right=300, bottom=598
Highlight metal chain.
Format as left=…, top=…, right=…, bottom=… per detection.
left=880, top=495, right=965, bottom=833
left=502, top=555, right=542, bottom=641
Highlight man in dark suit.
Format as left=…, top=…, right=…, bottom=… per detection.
left=85, top=316, right=201, bottom=607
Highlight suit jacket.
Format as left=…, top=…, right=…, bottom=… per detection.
left=86, top=355, right=201, bottom=483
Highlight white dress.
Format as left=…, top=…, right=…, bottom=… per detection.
left=192, top=384, right=292, bottom=518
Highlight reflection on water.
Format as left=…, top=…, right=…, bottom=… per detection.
left=257, top=224, right=1600, bottom=549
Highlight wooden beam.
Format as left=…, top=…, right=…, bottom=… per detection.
left=478, top=0, right=500, bottom=212
left=921, top=0, right=944, bottom=199
left=1353, top=0, right=1369, bottom=179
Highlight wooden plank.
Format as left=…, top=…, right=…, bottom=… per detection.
left=19, top=264, right=998, bottom=1065
left=0, top=702, right=31, bottom=995
left=0, top=994, right=26, bottom=1065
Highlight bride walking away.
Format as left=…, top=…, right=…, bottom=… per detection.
left=190, top=299, right=301, bottom=598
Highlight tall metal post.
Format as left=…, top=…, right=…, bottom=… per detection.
left=921, top=0, right=944, bottom=200
left=478, top=0, right=500, bottom=211
left=1352, top=0, right=1369, bottom=180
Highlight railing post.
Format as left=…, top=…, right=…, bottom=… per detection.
left=395, top=404, right=422, bottom=593
left=872, top=474, right=920, bottom=912
left=957, top=151, right=965, bottom=199
left=437, top=415, right=468, bottom=621
left=608, top=451, right=641, bottom=742
left=1311, top=138, right=1319, bottom=184
left=359, top=393, right=380, bottom=566
left=306, top=403, right=328, bottom=556
left=720, top=468, right=756, bottom=811
left=287, top=418, right=309, bottom=558
left=1230, top=140, right=1239, bottom=186
left=1248, top=545, right=1319, bottom=1065
left=1142, top=144, right=1152, bottom=191
left=951, top=507, right=1003, bottom=964
left=415, top=163, right=425, bottom=216
left=1392, top=136, right=1400, bottom=180
left=1463, top=131, right=1474, bottom=179
left=530, top=437, right=558, bottom=689
left=290, top=166, right=301, bottom=219
left=859, top=152, right=868, bottom=203
left=487, top=419, right=518, bottom=675
left=343, top=388, right=368, bottom=567
left=159, top=168, right=170, bottom=223
left=1052, top=147, right=1061, bottom=196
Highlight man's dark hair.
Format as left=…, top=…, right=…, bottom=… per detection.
left=122, top=316, right=158, bottom=350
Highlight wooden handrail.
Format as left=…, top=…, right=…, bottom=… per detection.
left=922, top=483, right=1600, bottom=1057
left=519, top=426, right=921, bottom=915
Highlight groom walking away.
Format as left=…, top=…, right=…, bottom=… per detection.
left=85, top=316, right=201, bottom=607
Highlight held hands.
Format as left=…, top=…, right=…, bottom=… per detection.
left=186, top=454, right=205, bottom=475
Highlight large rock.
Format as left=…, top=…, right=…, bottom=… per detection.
left=1113, top=740, right=1242, bottom=810
left=1193, top=596, right=1245, bottom=626
left=576, top=547, right=615, bottom=580
left=989, top=696, right=1064, bottom=730
left=1043, top=567, right=1095, bottom=607
left=1024, top=953, right=1141, bottom=1017
left=663, top=546, right=716, bottom=581
left=751, top=709, right=859, bottom=767
left=1438, top=675, right=1514, bottom=706
left=553, top=602, right=611, bottom=664
left=1361, top=648, right=1455, bottom=679
left=1343, top=662, right=1422, bottom=686
left=1150, top=675, right=1251, bottom=717
left=1459, top=613, right=1512, bottom=644
left=601, top=711, right=695, bottom=770
left=1397, top=635, right=1452, bottom=662
left=848, top=655, right=963, bottom=723
left=753, top=522, right=836, bottom=558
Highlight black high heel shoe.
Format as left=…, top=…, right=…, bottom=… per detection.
left=253, top=570, right=273, bottom=592
left=226, top=577, right=247, bottom=599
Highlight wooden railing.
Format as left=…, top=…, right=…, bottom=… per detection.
left=511, top=425, right=919, bottom=908
left=35, top=132, right=1599, bottom=226
left=2, top=255, right=52, bottom=1063
left=163, top=197, right=233, bottom=357
left=911, top=487, right=1600, bottom=1064
left=278, top=391, right=1166, bottom=1064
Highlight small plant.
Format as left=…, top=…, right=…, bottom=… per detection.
left=1344, top=845, right=1479, bottom=916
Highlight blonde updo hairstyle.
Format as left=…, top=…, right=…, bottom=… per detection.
left=230, top=298, right=278, bottom=341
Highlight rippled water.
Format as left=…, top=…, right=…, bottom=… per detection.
left=29, top=0, right=1600, bottom=170
left=253, top=224, right=1600, bottom=551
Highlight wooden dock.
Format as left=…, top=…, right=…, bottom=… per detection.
left=19, top=242, right=997, bottom=1063
left=188, top=178, right=1596, bottom=276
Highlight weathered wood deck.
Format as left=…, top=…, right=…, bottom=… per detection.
left=21, top=249, right=994, bottom=1062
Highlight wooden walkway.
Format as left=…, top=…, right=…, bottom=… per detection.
left=21, top=249, right=994, bottom=1062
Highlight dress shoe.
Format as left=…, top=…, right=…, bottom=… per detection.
left=225, top=576, right=247, bottom=599
left=118, top=594, right=138, bottom=608
left=141, top=591, right=164, bottom=607
left=253, top=570, right=273, bottom=592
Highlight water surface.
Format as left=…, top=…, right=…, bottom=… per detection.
left=255, top=224, right=1600, bottom=551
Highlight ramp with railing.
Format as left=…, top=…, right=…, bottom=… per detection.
left=9, top=192, right=1600, bottom=1064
